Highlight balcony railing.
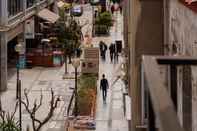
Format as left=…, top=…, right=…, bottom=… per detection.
left=142, top=55, right=197, bottom=131
left=8, top=0, right=55, bottom=26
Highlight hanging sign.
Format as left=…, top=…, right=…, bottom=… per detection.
left=25, top=17, right=35, bottom=39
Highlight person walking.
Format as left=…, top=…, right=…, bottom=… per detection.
left=111, top=4, right=115, bottom=14
left=114, top=42, right=119, bottom=63
left=119, top=5, right=122, bottom=14
left=109, top=43, right=115, bottom=62
left=100, top=74, right=109, bottom=103
left=102, top=42, right=107, bottom=61
left=99, top=41, right=107, bottom=61
left=99, top=41, right=104, bottom=58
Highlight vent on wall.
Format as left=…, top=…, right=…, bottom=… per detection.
left=179, top=0, right=197, bottom=12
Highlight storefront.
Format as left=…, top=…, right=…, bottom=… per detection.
left=26, top=8, right=64, bottom=67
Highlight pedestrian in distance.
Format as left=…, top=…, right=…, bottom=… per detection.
left=102, top=42, right=107, bottom=61
left=99, top=41, right=107, bottom=61
left=99, top=41, right=104, bottom=57
left=119, top=5, right=122, bottom=14
left=100, top=74, right=109, bottom=103
left=111, top=4, right=115, bottom=14
left=109, top=43, right=115, bottom=62
left=114, top=43, right=119, bottom=63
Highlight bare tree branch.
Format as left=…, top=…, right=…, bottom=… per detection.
left=35, top=90, right=43, bottom=111
left=21, top=88, right=60, bottom=131
left=11, top=101, right=19, bottom=120
left=24, top=89, right=29, bottom=108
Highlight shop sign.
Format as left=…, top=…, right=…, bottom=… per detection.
left=25, top=17, right=35, bottom=39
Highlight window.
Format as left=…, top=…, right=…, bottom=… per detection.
left=8, top=0, right=23, bottom=17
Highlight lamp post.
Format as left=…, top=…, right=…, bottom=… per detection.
left=15, top=43, right=23, bottom=131
left=72, top=57, right=80, bottom=117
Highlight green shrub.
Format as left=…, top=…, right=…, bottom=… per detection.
left=0, top=113, right=20, bottom=131
left=77, top=74, right=97, bottom=115
left=95, top=11, right=113, bottom=27
left=95, top=25, right=109, bottom=35
left=77, top=88, right=92, bottom=115
left=79, top=74, right=97, bottom=90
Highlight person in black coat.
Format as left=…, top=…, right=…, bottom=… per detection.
left=100, top=74, right=109, bottom=102
left=99, top=41, right=107, bottom=61
left=109, top=43, right=115, bottom=62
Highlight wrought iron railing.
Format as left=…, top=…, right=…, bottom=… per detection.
left=142, top=55, right=197, bottom=131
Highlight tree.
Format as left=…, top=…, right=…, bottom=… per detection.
left=21, top=88, right=60, bottom=131
left=58, top=15, right=87, bottom=74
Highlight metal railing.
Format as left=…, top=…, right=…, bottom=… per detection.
left=142, top=55, right=197, bottom=131
left=66, top=90, right=75, bottom=117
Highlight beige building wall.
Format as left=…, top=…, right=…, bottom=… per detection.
left=127, top=0, right=164, bottom=130
left=166, top=1, right=197, bottom=131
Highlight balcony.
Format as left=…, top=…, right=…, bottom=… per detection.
left=141, top=56, right=197, bottom=131
left=8, top=0, right=55, bottom=27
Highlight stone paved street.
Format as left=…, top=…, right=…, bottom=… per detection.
left=3, top=64, right=76, bottom=131
left=93, top=10, right=128, bottom=131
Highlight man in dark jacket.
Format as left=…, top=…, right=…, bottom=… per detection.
left=100, top=74, right=109, bottom=102
left=99, top=41, right=108, bottom=61
left=109, top=43, right=115, bottom=62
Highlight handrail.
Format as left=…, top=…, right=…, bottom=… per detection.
left=67, top=90, right=75, bottom=117
left=142, top=56, right=185, bottom=131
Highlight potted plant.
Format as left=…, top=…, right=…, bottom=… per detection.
left=77, top=74, right=97, bottom=115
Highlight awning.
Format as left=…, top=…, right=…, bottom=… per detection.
left=37, top=9, right=60, bottom=23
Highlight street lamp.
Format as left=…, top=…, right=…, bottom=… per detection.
left=72, top=57, right=80, bottom=117
left=15, top=43, right=23, bottom=131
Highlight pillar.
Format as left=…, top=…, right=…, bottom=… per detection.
left=0, top=0, right=8, bottom=91
left=0, top=33, right=8, bottom=91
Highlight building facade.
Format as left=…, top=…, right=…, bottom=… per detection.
left=0, top=0, right=58, bottom=91
left=124, top=0, right=197, bottom=131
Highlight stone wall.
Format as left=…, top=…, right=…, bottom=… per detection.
left=168, top=1, right=197, bottom=131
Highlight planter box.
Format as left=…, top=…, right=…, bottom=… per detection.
left=94, top=25, right=109, bottom=35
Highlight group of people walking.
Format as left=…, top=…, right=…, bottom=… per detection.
left=110, top=3, right=122, bottom=15
left=99, top=40, right=122, bottom=104
left=99, top=40, right=122, bottom=63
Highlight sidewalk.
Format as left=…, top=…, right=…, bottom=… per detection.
left=93, top=12, right=128, bottom=131
left=2, top=63, right=76, bottom=131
